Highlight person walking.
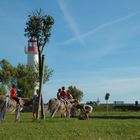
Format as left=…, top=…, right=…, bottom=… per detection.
left=32, top=89, right=39, bottom=119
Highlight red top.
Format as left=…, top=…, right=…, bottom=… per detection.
left=60, top=91, right=68, bottom=99
left=10, top=87, right=16, bottom=98
left=28, top=46, right=38, bottom=53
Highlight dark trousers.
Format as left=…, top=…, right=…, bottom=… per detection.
left=12, top=97, right=20, bottom=104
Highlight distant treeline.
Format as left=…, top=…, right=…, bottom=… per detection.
left=87, top=103, right=140, bottom=112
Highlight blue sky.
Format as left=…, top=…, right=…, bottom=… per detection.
left=0, top=0, right=140, bottom=103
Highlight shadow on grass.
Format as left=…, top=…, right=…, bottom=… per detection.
left=91, top=116, right=140, bottom=119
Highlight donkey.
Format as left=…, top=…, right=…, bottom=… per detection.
left=47, top=98, right=79, bottom=118
left=0, top=95, right=33, bottom=122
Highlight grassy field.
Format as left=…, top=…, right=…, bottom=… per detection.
left=0, top=112, right=140, bottom=140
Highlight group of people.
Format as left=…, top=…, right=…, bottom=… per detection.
left=9, top=85, right=93, bottom=120
left=54, top=86, right=93, bottom=119
left=32, top=89, right=39, bottom=119
left=9, top=84, right=71, bottom=105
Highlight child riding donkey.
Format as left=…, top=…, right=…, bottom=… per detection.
left=49, top=86, right=74, bottom=118
left=57, top=86, right=73, bottom=104
left=10, top=84, right=21, bottom=106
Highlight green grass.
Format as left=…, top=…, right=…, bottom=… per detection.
left=0, top=112, right=140, bottom=140
left=93, top=111, right=140, bottom=117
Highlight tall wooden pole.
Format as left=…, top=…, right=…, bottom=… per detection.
left=37, top=55, right=45, bottom=120
left=40, top=55, right=45, bottom=119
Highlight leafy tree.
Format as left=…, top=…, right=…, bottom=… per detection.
left=67, top=86, right=84, bottom=101
left=105, top=92, right=110, bottom=113
left=86, top=101, right=94, bottom=105
left=0, top=85, right=6, bottom=95
left=16, top=64, right=38, bottom=97
left=24, top=9, right=54, bottom=82
left=0, top=59, right=53, bottom=97
left=24, top=9, right=54, bottom=119
left=105, top=93, right=110, bottom=101
left=0, top=59, right=16, bottom=89
left=16, top=64, right=53, bottom=97
left=135, top=101, right=138, bottom=106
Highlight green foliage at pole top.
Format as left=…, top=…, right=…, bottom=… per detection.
left=67, top=85, right=84, bottom=101
left=105, top=92, right=110, bottom=101
left=24, top=8, right=54, bottom=54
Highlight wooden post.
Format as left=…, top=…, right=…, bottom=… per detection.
left=37, top=55, right=45, bottom=120
left=40, top=55, right=45, bottom=119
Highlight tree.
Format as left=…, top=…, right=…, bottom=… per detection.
left=0, top=59, right=16, bottom=89
left=16, top=64, right=53, bottom=97
left=24, top=9, right=54, bottom=119
left=0, top=59, right=53, bottom=97
left=67, top=86, right=84, bottom=101
left=105, top=92, right=110, bottom=113
left=135, top=101, right=138, bottom=106
left=16, top=64, right=37, bottom=97
left=0, top=86, right=6, bottom=95
left=24, top=9, right=54, bottom=78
